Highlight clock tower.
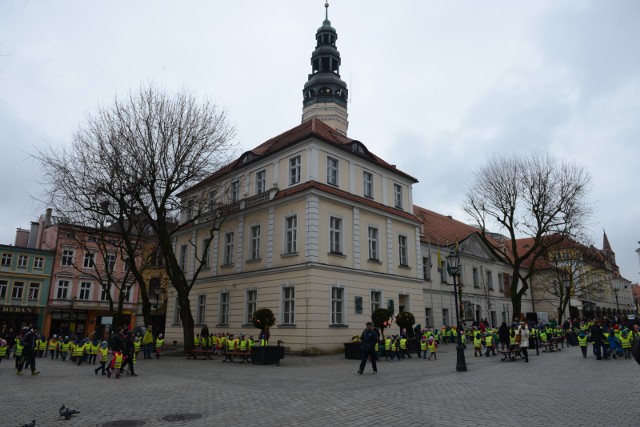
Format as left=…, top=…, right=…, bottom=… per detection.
left=301, top=2, right=349, bottom=135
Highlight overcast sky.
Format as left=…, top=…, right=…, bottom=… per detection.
left=1, top=1, right=639, bottom=282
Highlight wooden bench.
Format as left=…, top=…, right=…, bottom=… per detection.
left=498, top=346, right=523, bottom=361
left=223, top=350, right=251, bottom=363
left=539, top=339, right=562, bottom=352
left=186, top=349, right=215, bottom=360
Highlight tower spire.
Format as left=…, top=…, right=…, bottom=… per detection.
left=301, top=2, right=349, bottom=135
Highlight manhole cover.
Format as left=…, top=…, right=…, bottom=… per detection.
left=162, top=413, right=203, bottom=422
left=101, top=421, right=146, bottom=427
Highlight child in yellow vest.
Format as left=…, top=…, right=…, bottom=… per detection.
left=427, top=336, right=438, bottom=360
left=95, top=342, right=109, bottom=375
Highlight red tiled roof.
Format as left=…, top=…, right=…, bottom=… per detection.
left=181, top=118, right=417, bottom=196
left=278, top=181, right=420, bottom=222
left=412, top=205, right=481, bottom=245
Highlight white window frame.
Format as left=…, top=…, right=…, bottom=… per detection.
left=398, top=235, right=408, bottom=266
left=487, top=270, right=494, bottom=290
left=83, top=252, right=95, bottom=269
left=196, top=294, right=207, bottom=325
left=219, top=292, right=230, bottom=325
left=208, top=189, right=216, bottom=212
left=425, top=307, right=433, bottom=328
left=61, top=250, right=74, bottom=267
left=57, top=280, right=70, bottom=300
left=12, top=282, right=24, bottom=300
left=394, top=183, right=403, bottom=209
left=327, top=156, right=339, bottom=186
left=202, top=238, right=211, bottom=268
left=100, top=285, right=111, bottom=301
left=285, top=215, right=297, bottom=254
left=473, top=267, right=480, bottom=288
left=371, top=291, right=381, bottom=313
left=246, top=289, right=257, bottom=324
left=331, top=286, right=345, bottom=325
left=224, top=232, right=234, bottom=265
left=250, top=225, right=261, bottom=260
left=440, top=260, right=448, bottom=283
left=231, top=180, right=240, bottom=203
left=289, top=155, right=301, bottom=185
left=363, top=171, right=373, bottom=198
left=0, top=280, right=7, bottom=299
left=498, top=273, right=504, bottom=291
left=282, top=286, right=295, bottom=325
left=33, top=257, right=44, bottom=269
left=1, top=253, right=11, bottom=266
left=105, top=253, right=116, bottom=272
left=368, top=227, right=379, bottom=261
left=28, top=283, right=39, bottom=300
left=17, top=255, right=28, bottom=268
left=179, top=245, right=187, bottom=271
left=255, top=169, right=266, bottom=194
left=423, top=257, right=431, bottom=281
left=329, top=216, right=343, bottom=254
left=79, top=281, right=92, bottom=300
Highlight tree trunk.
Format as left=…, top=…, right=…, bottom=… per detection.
left=178, top=292, right=195, bottom=351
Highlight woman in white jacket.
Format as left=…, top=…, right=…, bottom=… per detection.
left=517, top=322, right=530, bottom=363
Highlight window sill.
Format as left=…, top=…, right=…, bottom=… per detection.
left=171, top=323, right=182, bottom=327
left=398, top=264, right=411, bottom=269
left=277, top=324, right=297, bottom=329
left=328, top=252, right=346, bottom=258
left=220, top=263, right=234, bottom=269
left=246, top=258, right=262, bottom=264
left=281, top=252, right=299, bottom=258
left=215, top=323, right=229, bottom=328
left=329, top=324, right=349, bottom=328
left=367, top=259, right=382, bottom=265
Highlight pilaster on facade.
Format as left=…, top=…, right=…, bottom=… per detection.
left=189, top=229, right=197, bottom=279
left=381, top=176, right=388, bottom=206
left=236, top=215, right=244, bottom=273
left=414, top=225, right=423, bottom=280
left=266, top=207, right=275, bottom=268
left=352, top=207, right=361, bottom=269
left=305, top=194, right=320, bottom=263
left=386, top=217, right=394, bottom=275
left=309, top=146, right=319, bottom=181
left=212, top=230, right=220, bottom=275
left=348, top=159, right=355, bottom=194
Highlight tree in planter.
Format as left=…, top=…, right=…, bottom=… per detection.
left=371, top=308, right=394, bottom=338
left=251, top=308, right=275, bottom=344
left=395, top=311, right=416, bottom=337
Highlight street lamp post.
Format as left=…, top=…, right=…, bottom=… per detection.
left=446, top=248, right=467, bottom=372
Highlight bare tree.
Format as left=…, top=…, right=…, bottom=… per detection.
left=37, top=84, right=236, bottom=350
left=463, top=152, right=592, bottom=320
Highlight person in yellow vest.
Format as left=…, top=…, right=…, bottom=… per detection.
left=108, top=350, right=124, bottom=379
left=216, top=333, right=226, bottom=355
left=399, top=335, right=409, bottom=359
left=577, top=330, right=589, bottom=358
left=37, top=335, right=47, bottom=358
left=83, top=339, right=92, bottom=364
left=133, top=336, right=141, bottom=361
left=0, top=339, right=7, bottom=363
left=238, top=335, right=250, bottom=363
left=620, top=329, right=633, bottom=359
left=427, top=336, right=438, bottom=360
left=473, top=330, right=483, bottom=357
left=72, top=339, right=85, bottom=366
left=484, top=332, right=496, bottom=357
left=59, top=336, right=71, bottom=362
left=155, top=333, right=165, bottom=359
left=14, top=337, right=24, bottom=369
left=89, top=338, right=101, bottom=364
left=224, top=334, right=236, bottom=362
left=48, top=335, right=59, bottom=359
left=194, top=334, right=201, bottom=349
left=420, top=335, right=428, bottom=360
left=95, top=341, right=109, bottom=375
left=142, top=326, right=154, bottom=360
left=384, top=336, right=393, bottom=361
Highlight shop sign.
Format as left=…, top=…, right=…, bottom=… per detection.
left=0, top=306, right=36, bottom=314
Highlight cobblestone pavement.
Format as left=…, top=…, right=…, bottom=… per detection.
left=3, top=343, right=639, bottom=427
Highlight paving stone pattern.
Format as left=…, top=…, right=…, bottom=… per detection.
left=3, top=344, right=639, bottom=427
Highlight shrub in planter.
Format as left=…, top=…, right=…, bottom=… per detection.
left=251, top=308, right=275, bottom=341
left=371, top=308, right=394, bottom=338
left=395, top=311, right=415, bottom=335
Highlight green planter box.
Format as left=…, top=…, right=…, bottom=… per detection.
left=251, top=346, right=283, bottom=365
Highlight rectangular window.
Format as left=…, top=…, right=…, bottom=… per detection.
left=442, top=308, right=449, bottom=326
left=61, top=249, right=74, bottom=267
left=473, top=267, right=480, bottom=288
left=0, top=280, right=7, bottom=299
left=368, top=227, right=379, bottom=261
left=12, top=282, right=24, bottom=299
left=17, top=255, right=28, bottom=268
left=282, top=286, right=295, bottom=324
left=398, top=235, right=408, bottom=266
left=255, top=169, right=266, bottom=194
left=173, top=296, right=181, bottom=325
left=33, top=257, right=44, bottom=269
left=363, top=171, right=373, bottom=198
left=179, top=245, right=187, bottom=271
left=289, top=155, right=301, bottom=185
left=100, top=285, right=110, bottom=301
left=498, top=273, right=504, bottom=291
left=329, top=216, right=342, bottom=254
left=423, top=257, right=431, bottom=281
left=28, top=283, right=39, bottom=300
left=202, top=238, right=211, bottom=268
left=79, top=281, right=91, bottom=300
left=196, top=294, right=206, bottom=325
left=285, top=215, right=297, bottom=254
left=219, top=292, right=229, bottom=325
left=185, top=199, right=194, bottom=220
left=1, top=253, right=11, bottom=266
left=57, top=280, right=70, bottom=299
left=106, top=254, right=116, bottom=272
left=425, top=307, right=433, bottom=328
left=250, top=225, right=261, bottom=260
left=246, top=290, right=257, bottom=324
left=394, top=183, right=403, bottom=209
left=371, top=291, right=381, bottom=313
left=439, top=259, right=448, bottom=283
left=224, top=232, right=234, bottom=265
left=331, top=287, right=344, bottom=324
left=83, top=252, right=95, bottom=268
left=208, top=189, right=216, bottom=212
left=231, top=180, right=240, bottom=203
left=487, top=270, right=493, bottom=290
left=327, top=156, right=338, bottom=186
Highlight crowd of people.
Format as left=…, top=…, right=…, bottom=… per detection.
left=0, top=324, right=166, bottom=378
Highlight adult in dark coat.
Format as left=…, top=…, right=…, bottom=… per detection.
left=17, top=326, right=39, bottom=375
left=123, top=331, right=137, bottom=376
left=498, top=322, right=510, bottom=350
left=357, top=322, right=379, bottom=374
left=590, top=322, right=608, bottom=360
